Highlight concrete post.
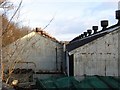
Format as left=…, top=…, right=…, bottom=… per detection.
left=0, top=14, right=2, bottom=90
left=118, top=28, right=120, bottom=77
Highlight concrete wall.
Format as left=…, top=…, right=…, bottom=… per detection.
left=0, top=14, right=2, bottom=90
left=118, top=28, right=120, bottom=76
left=3, top=32, right=64, bottom=72
left=69, top=29, right=120, bottom=76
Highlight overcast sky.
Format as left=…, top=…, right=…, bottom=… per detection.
left=8, top=0, right=120, bottom=41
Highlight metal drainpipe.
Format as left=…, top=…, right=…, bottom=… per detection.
left=105, top=59, right=106, bottom=76
left=60, top=46, right=63, bottom=73
left=61, top=43, right=66, bottom=73
left=63, top=43, right=67, bottom=74
left=55, top=47, right=58, bottom=71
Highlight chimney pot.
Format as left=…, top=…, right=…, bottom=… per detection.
left=81, top=34, right=84, bottom=38
left=101, top=20, right=108, bottom=30
left=84, top=32, right=87, bottom=37
left=79, top=35, right=82, bottom=39
left=87, top=29, right=92, bottom=36
left=92, top=26, right=98, bottom=34
left=116, top=10, right=120, bottom=25
left=116, top=10, right=120, bottom=19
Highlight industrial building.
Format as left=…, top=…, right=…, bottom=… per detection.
left=2, top=9, right=120, bottom=90
left=66, top=10, right=120, bottom=77
left=2, top=28, right=65, bottom=83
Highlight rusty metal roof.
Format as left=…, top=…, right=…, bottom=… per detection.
left=34, top=28, right=63, bottom=44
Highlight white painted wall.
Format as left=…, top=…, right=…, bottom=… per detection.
left=3, top=32, right=64, bottom=72
left=70, top=29, right=119, bottom=76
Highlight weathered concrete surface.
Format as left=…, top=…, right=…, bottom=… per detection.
left=0, top=14, right=2, bottom=90
left=118, top=27, right=120, bottom=76
left=3, top=31, right=64, bottom=73
left=70, top=29, right=120, bottom=76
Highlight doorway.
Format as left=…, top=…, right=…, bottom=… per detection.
left=69, top=54, right=74, bottom=76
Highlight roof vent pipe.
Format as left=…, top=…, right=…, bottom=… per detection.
left=101, top=20, right=108, bottom=30
left=81, top=34, right=84, bottom=38
left=92, top=26, right=98, bottom=34
left=116, top=10, right=120, bottom=25
left=79, top=35, right=82, bottom=39
left=84, top=32, right=87, bottom=37
left=87, top=29, right=92, bottom=36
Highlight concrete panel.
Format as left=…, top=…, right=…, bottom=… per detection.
left=74, top=59, right=84, bottom=76
left=3, top=32, right=64, bottom=73
left=106, top=60, right=118, bottom=76
left=85, top=60, right=105, bottom=76
left=118, top=28, right=120, bottom=76
left=72, top=29, right=119, bottom=76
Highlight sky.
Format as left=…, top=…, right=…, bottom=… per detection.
left=6, top=0, right=120, bottom=41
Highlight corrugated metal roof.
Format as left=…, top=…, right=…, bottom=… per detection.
left=66, top=24, right=120, bottom=52
left=75, top=76, right=120, bottom=89
left=36, top=76, right=120, bottom=89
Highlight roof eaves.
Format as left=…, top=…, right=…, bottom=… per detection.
left=67, top=25, right=120, bottom=52
left=66, top=32, right=108, bottom=52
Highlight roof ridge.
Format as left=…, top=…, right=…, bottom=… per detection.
left=35, top=28, right=62, bottom=44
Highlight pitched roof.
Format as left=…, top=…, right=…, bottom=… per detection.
left=4, top=28, right=63, bottom=47
left=66, top=23, right=120, bottom=52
